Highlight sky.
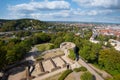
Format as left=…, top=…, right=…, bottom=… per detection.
left=0, top=0, right=120, bottom=23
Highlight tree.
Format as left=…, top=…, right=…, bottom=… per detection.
left=99, top=48, right=120, bottom=75
left=54, top=37, right=64, bottom=48
left=64, top=33, right=74, bottom=42
left=32, top=33, right=51, bottom=44
left=79, top=41, right=101, bottom=63
left=0, top=46, right=7, bottom=69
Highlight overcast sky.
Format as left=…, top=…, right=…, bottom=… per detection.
left=0, top=0, right=120, bottom=23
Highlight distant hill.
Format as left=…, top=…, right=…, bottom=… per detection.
left=0, top=18, right=49, bottom=32
left=0, top=19, right=11, bottom=23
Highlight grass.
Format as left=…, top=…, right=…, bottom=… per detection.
left=36, top=43, right=64, bottom=59
left=36, top=43, right=54, bottom=52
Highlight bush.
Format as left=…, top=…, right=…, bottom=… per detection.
left=58, top=69, right=73, bottom=80
left=108, top=74, right=120, bottom=80
left=74, top=66, right=87, bottom=72
left=80, top=66, right=87, bottom=71
left=80, top=72, right=95, bottom=80
left=74, top=68, right=81, bottom=72
left=68, top=49, right=76, bottom=60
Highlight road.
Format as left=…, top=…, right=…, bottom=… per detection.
left=78, top=58, right=104, bottom=80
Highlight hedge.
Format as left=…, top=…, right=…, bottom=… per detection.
left=74, top=66, right=87, bottom=72
left=79, top=66, right=87, bottom=71
left=58, top=69, right=73, bottom=80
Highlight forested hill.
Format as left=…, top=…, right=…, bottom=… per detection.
left=0, top=19, right=11, bottom=23
left=0, top=19, right=49, bottom=32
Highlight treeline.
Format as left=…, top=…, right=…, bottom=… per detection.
left=0, top=19, right=50, bottom=31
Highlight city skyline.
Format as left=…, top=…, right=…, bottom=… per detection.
left=0, top=0, right=120, bottom=23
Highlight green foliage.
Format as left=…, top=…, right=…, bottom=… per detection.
left=83, top=29, right=92, bottom=39
left=54, top=36, right=64, bottom=48
left=32, top=33, right=51, bottom=45
left=15, top=31, right=32, bottom=37
left=0, top=39, right=32, bottom=70
left=80, top=66, right=87, bottom=71
left=9, top=38, right=21, bottom=44
left=0, top=19, right=49, bottom=31
left=98, top=48, right=120, bottom=75
left=79, top=41, right=101, bottom=63
left=96, top=35, right=116, bottom=41
left=68, top=49, right=76, bottom=60
left=80, top=72, right=94, bottom=80
left=0, top=46, right=7, bottom=69
left=6, top=40, right=31, bottom=64
left=64, top=32, right=74, bottom=42
left=108, top=74, right=120, bottom=80
left=58, top=69, right=73, bottom=80
left=74, top=68, right=81, bottom=72
left=74, top=66, right=87, bottom=72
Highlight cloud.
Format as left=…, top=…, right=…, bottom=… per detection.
left=8, top=0, right=70, bottom=12
left=72, top=8, right=113, bottom=16
left=73, top=0, right=120, bottom=9
left=87, top=9, right=113, bottom=16
left=6, top=0, right=119, bottom=23
left=7, top=7, right=114, bottom=20
left=28, top=10, right=71, bottom=19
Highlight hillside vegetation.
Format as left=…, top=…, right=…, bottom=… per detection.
left=0, top=18, right=49, bottom=31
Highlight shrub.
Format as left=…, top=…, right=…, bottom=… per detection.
left=74, top=68, right=81, bottom=72
left=68, top=49, right=76, bottom=60
left=58, top=69, right=73, bottom=80
left=80, top=66, right=87, bottom=71
left=74, top=66, right=87, bottom=72
left=80, top=72, right=95, bottom=80
left=108, top=74, right=120, bottom=80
